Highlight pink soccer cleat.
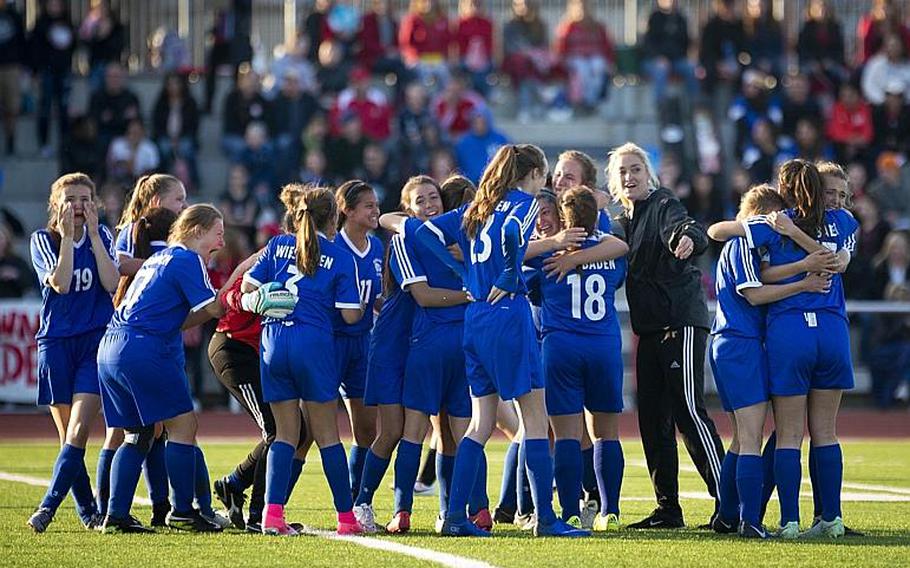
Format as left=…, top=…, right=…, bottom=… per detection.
left=385, top=511, right=411, bottom=534
left=337, top=511, right=364, bottom=535
left=470, top=508, right=493, bottom=532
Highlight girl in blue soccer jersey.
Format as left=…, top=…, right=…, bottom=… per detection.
left=416, top=144, right=589, bottom=538
left=708, top=160, right=858, bottom=539
left=524, top=186, right=629, bottom=531
left=27, top=173, right=120, bottom=533
left=332, top=180, right=385, bottom=504
left=97, top=204, right=253, bottom=534
left=707, top=184, right=834, bottom=538
left=243, top=185, right=365, bottom=536
left=115, top=174, right=188, bottom=275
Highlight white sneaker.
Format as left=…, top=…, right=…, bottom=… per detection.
left=801, top=516, right=845, bottom=539
left=579, top=499, right=598, bottom=530
left=776, top=521, right=800, bottom=539
left=201, top=510, right=232, bottom=529
left=434, top=514, right=445, bottom=534
left=353, top=504, right=378, bottom=534
left=413, top=481, right=436, bottom=496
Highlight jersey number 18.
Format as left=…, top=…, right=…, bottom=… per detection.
left=567, top=273, right=607, bottom=321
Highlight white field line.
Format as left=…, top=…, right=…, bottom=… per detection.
left=0, top=471, right=498, bottom=568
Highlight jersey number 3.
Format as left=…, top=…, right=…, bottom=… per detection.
left=567, top=273, right=607, bottom=321
left=470, top=218, right=494, bottom=264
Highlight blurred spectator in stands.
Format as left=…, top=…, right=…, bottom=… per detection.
left=107, top=118, right=160, bottom=183
left=429, top=147, right=457, bottom=181
left=431, top=68, right=484, bottom=138
left=325, top=0, right=361, bottom=60
left=868, top=152, right=910, bottom=225
left=873, top=231, right=910, bottom=299
left=326, top=112, right=367, bottom=182
left=203, top=2, right=253, bottom=114
left=317, top=39, right=353, bottom=95
left=642, top=0, right=697, bottom=108
left=59, top=115, right=102, bottom=179
left=862, top=34, right=910, bottom=106
left=399, top=0, right=451, bottom=90
left=0, top=221, right=35, bottom=299
left=658, top=152, right=691, bottom=199
left=98, top=182, right=125, bottom=228
left=221, top=69, right=269, bottom=162
left=742, top=118, right=783, bottom=184
left=398, top=82, right=440, bottom=174
left=149, top=26, right=191, bottom=73
left=827, top=81, right=874, bottom=165
left=79, top=0, right=125, bottom=92
left=153, top=72, right=200, bottom=189
left=455, top=107, right=508, bottom=184
left=845, top=194, right=892, bottom=299
left=305, top=0, right=333, bottom=62
left=302, top=112, right=328, bottom=155
left=0, top=0, right=25, bottom=156
left=780, top=73, right=822, bottom=141
left=89, top=62, right=141, bottom=152
left=787, top=117, right=833, bottom=162
left=848, top=161, right=869, bottom=197
left=331, top=66, right=392, bottom=141
left=729, top=69, right=781, bottom=156
left=742, top=0, right=784, bottom=78
left=455, top=0, right=493, bottom=97
left=502, top=0, right=554, bottom=123
left=358, top=0, right=410, bottom=94
left=269, top=33, right=318, bottom=98
left=797, top=0, right=848, bottom=99
left=685, top=171, right=727, bottom=228
left=300, top=148, right=330, bottom=186
left=554, top=0, right=614, bottom=113
left=28, top=0, right=75, bottom=160
left=873, top=81, right=910, bottom=157
left=239, top=122, right=276, bottom=201
left=729, top=165, right=752, bottom=210
left=699, top=0, right=745, bottom=100
left=269, top=69, right=321, bottom=184
left=867, top=281, right=910, bottom=409
left=219, top=164, right=259, bottom=243
left=856, top=0, right=910, bottom=67
left=356, top=142, right=401, bottom=212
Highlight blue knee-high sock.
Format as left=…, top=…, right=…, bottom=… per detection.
left=287, top=458, right=305, bottom=501
left=392, top=440, right=422, bottom=514
left=496, top=442, right=520, bottom=512
left=320, top=443, right=354, bottom=513
left=193, top=446, right=213, bottom=516
left=813, top=444, right=843, bottom=522
left=143, top=436, right=169, bottom=506
left=524, top=438, right=557, bottom=526
left=445, top=438, right=484, bottom=524
left=96, top=448, right=116, bottom=516
left=736, top=455, right=763, bottom=526
left=581, top=446, right=596, bottom=498
left=594, top=440, right=623, bottom=516
left=809, top=445, right=823, bottom=518
left=468, top=450, right=489, bottom=516
left=436, top=453, right=455, bottom=517
left=39, top=444, right=87, bottom=514
left=71, top=461, right=98, bottom=522
left=107, top=443, right=147, bottom=518
left=554, top=439, right=582, bottom=521
left=517, top=439, right=533, bottom=515
left=348, top=445, right=368, bottom=501
left=774, top=448, right=801, bottom=526
left=759, top=431, right=777, bottom=523
left=719, top=451, right=740, bottom=521
left=265, top=441, right=294, bottom=507
left=355, top=451, right=389, bottom=506
left=165, top=441, right=197, bottom=513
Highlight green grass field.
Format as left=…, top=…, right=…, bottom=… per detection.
left=2, top=439, right=909, bottom=567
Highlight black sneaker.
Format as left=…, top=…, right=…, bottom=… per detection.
left=627, top=509, right=685, bottom=529
left=150, top=501, right=170, bottom=527
left=166, top=509, right=223, bottom=532
left=711, top=513, right=739, bottom=534
left=102, top=514, right=154, bottom=534
left=245, top=520, right=263, bottom=534
left=739, top=521, right=770, bottom=539
left=214, top=477, right=246, bottom=530
left=27, top=507, right=54, bottom=533
left=82, top=512, right=105, bottom=531
left=493, top=507, right=516, bottom=525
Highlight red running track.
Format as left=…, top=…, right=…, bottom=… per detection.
left=1, top=409, right=908, bottom=440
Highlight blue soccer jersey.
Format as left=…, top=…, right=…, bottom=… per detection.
left=421, top=188, right=539, bottom=300
left=370, top=232, right=418, bottom=363
left=30, top=226, right=117, bottom=339
left=333, top=229, right=384, bottom=336
left=245, top=233, right=361, bottom=330
left=525, top=236, right=625, bottom=337
left=711, top=237, right=765, bottom=338
left=109, top=244, right=216, bottom=337
left=741, top=209, right=858, bottom=319
left=115, top=221, right=169, bottom=259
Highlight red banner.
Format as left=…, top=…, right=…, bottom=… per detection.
left=0, top=300, right=40, bottom=404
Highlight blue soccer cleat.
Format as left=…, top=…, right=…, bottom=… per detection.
left=440, top=518, right=493, bottom=537
left=534, top=518, right=591, bottom=538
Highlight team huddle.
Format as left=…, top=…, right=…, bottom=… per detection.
left=25, top=141, right=857, bottom=541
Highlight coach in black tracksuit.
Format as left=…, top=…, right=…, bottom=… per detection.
left=608, top=143, right=725, bottom=528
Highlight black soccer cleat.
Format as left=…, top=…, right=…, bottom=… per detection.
left=627, top=508, right=685, bottom=529
left=150, top=501, right=171, bottom=527
left=82, top=512, right=106, bottom=531
left=27, top=507, right=54, bottom=533
left=214, top=477, right=247, bottom=530
left=493, top=506, right=516, bottom=525
left=245, top=520, right=263, bottom=534
left=710, top=513, right=739, bottom=534
left=166, top=509, right=223, bottom=532
left=738, top=521, right=770, bottom=539
left=102, top=514, right=155, bottom=534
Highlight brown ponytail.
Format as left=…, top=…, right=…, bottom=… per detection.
left=113, top=207, right=179, bottom=306
left=119, top=174, right=183, bottom=230
left=440, top=174, right=477, bottom=212
left=777, top=159, right=826, bottom=239
left=281, top=184, right=336, bottom=277
left=559, top=186, right=598, bottom=237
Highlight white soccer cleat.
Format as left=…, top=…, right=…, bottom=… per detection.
left=776, top=521, right=800, bottom=539
left=579, top=500, right=598, bottom=530
left=353, top=504, right=378, bottom=534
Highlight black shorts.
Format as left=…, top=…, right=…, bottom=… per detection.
left=208, top=331, right=275, bottom=438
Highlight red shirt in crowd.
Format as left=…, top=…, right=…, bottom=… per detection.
left=358, top=11, right=399, bottom=70
left=455, top=15, right=493, bottom=71
left=554, top=20, right=615, bottom=62
left=431, top=89, right=485, bottom=138
left=216, top=276, right=262, bottom=352
left=399, top=13, right=451, bottom=66
left=826, top=101, right=874, bottom=146
left=330, top=86, right=393, bottom=141
left=856, top=15, right=910, bottom=65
